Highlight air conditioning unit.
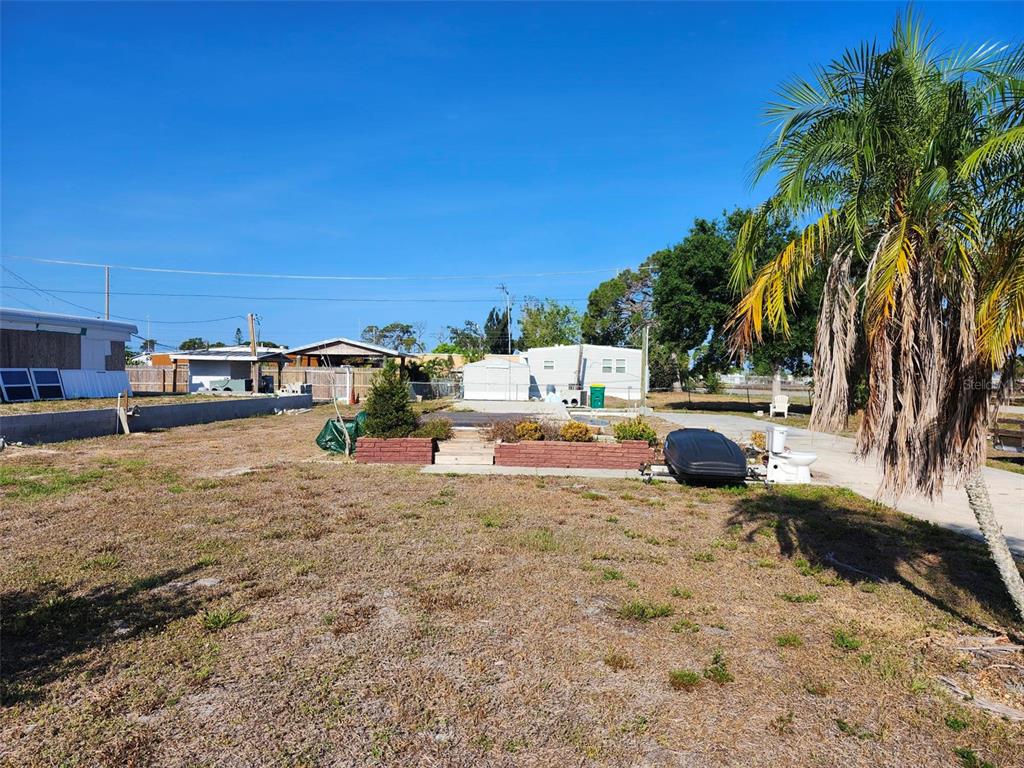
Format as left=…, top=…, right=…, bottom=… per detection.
left=560, top=388, right=584, bottom=407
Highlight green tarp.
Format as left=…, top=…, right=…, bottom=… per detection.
left=316, top=412, right=366, bottom=455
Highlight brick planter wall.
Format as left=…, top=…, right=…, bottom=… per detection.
left=355, top=437, right=435, bottom=465
left=494, top=440, right=654, bottom=469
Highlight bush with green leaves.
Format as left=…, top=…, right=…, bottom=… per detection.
left=515, top=421, right=544, bottom=441
left=363, top=362, right=419, bottom=438
left=411, top=418, right=453, bottom=441
left=559, top=421, right=594, bottom=442
left=703, top=372, right=723, bottom=394
left=612, top=417, right=658, bottom=446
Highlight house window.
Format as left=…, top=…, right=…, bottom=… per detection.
left=543, top=360, right=555, bottom=371
left=602, top=358, right=612, bottom=373
left=615, top=358, right=626, bottom=374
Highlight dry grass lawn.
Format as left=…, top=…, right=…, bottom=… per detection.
left=1, top=406, right=1022, bottom=767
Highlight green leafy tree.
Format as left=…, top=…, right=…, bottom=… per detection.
left=234, top=327, right=243, bottom=345
left=729, top=11, right=1024, bottom=617
left=439, top=321, right=487, bottom=361
left=179, top=337, right=211, bottom=351
left=363, top=361, right=418, bottom=438
left=361, top=322, right=423, bottom=353
left=517, top=298, right=581, bottom=349
left=484, top=306, right=511, bottom=354
left=581, top=264, right=653, bottom=347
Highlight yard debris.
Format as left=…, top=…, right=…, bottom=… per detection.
left=937, top=675, right=1024, bottom=721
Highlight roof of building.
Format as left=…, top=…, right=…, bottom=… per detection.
left=286, top=336, right=406, bottom=357
left=169, top=345, right=292, bottom=363
left=0, top=306, right=138, bottom=336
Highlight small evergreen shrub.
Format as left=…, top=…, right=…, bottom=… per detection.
left=411, top=418, right=454, bottom=441
left=612, top=417, right=658, bottom=446
left=514, top=421, right=544, bottom=441
left=703, top=372, right=723, bottom=394
left=363, top=362, right=419, bottom=438
left=559, top=421, right=594, bottom=442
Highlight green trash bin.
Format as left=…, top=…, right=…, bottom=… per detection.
left=589, top=384, right=606, bottom=409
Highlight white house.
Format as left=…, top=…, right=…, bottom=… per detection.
left=461, top=357, right=531, bottom=401
left=521, top=344, right=646, bottom=402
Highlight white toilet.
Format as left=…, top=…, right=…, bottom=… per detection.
left=765, top=426, right=817, bottom=484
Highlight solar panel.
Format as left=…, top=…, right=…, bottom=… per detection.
left=30, top=369, right=65, bottom=400
left=0, top=369, right=37, bottom=402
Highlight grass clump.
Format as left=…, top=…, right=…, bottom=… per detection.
left=200, top=607, right=248, bottom=632
left=601, top=567, right=624, bottom=581
left=603, top=651, right=632, bottom=671
left=618, top=600, right=673, bottom=622
left=525, top=528, right=557, bottom=552
left=671, top=618, right=699, bottom=634
left=0, top=465, right=104, bottom=500
left=83, top=551, right=120, bottom=570
left=703, top=651, right=733, bottom=684
left=832, top=628, right=863, bottom=651
left=693, top=551, right=715, bottom=563
left=779, top=592, right=819, bottom=603
left=670, top=586, right=693, bottom=599
left=668, top=669, right=702, bottom=691
left=954, top=747, right=994, bottom=768
left=944, top=714, right=969, bottom=732
left=582, top=491, right=607, bottom=501
left=775, top=633, right=803, bottom=648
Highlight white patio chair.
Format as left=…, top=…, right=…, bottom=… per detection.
left=769, top=394, right=789, bottom=418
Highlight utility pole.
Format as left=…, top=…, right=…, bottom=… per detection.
left=641, top=324, right=650, bottom=411
left=104, top=266, right=110, bottom=319
left=248, top=313, right=259, bottom=393
left=497, top=283, right=511, bottom=354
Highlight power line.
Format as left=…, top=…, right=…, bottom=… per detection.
left=1, top=267, right=247, bottom=325
left=0, top=285, right=589, bottom=305
left=4, top=254, right=623, bottom=282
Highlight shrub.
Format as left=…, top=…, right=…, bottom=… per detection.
left=411, top=418, right=454, bottom=441
left=514, top=421, right=544, bottom=441
left=538, top=420, right=562, bottom=441
left=559, top=420, right=594, bottom=442
left=703, top=372, right=723, bottom=394
left=484, top=419, right=519, bottom=443
left=668, top=669, right=702, bottom=691
left=363, top=362, right=418, bottom=438
left=751, top=430, right=766, bottom=450
left=612, top=417, right=658, bottom=446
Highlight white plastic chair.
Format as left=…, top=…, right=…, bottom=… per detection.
left=769, top=394, right=789, bottom=418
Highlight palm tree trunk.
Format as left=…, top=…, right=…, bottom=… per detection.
left=964, top=470, right=1024, bottom=621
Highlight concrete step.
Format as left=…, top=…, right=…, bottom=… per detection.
left=434, top=454, right=495, bottom=466
left=435, top=447, right=494, bottom=457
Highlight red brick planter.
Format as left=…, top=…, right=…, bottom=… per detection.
left=494, top=440, right=654, bottom=469
left=355, top=437, right=435, bottom=465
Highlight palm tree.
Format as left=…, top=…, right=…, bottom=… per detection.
left=728, top=12, right=1024, bottom=619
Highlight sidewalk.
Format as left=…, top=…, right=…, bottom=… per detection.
left=655, top=411, right=1024, bottom=556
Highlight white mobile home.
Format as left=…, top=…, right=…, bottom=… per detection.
left=522, top=344, right=645, bottom=401
left=461, top=357, right=531, bottom=401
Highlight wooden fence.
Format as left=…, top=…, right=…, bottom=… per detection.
left=127, top=365, right=190, bottom=393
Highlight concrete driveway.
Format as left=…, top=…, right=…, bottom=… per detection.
left=455, top=400, right=569, bottom=418
left=655, top=411, right=1024, bottom=556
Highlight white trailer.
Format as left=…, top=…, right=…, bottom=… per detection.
left=522, top=344, right=645, bottom=402
left=461, top=358, right=531, bottom=401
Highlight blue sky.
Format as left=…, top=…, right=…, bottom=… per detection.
left=2, top=1, right=1019, bottom=349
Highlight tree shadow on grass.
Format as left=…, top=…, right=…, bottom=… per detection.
left=661, top=399, right=812, bottom=416
left=727, top=485, right=1024, bottom=635
left=1, top=566, right=204, bottom=705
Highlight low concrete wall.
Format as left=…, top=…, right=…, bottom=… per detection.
left=495, top=440, right=654, bottom=469
left=355, top=437, right=435, bottom=465
left=0, top=394, right=313, bottom=445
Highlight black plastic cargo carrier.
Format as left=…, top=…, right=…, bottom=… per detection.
left=663, top=428, right=748, bottom=484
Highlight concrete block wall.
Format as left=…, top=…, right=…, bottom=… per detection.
left=0, top=394, right=313, bottom=445
left=355, top=437, right=435, bottom=465
left=494, top=440, right=654, bottom=469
